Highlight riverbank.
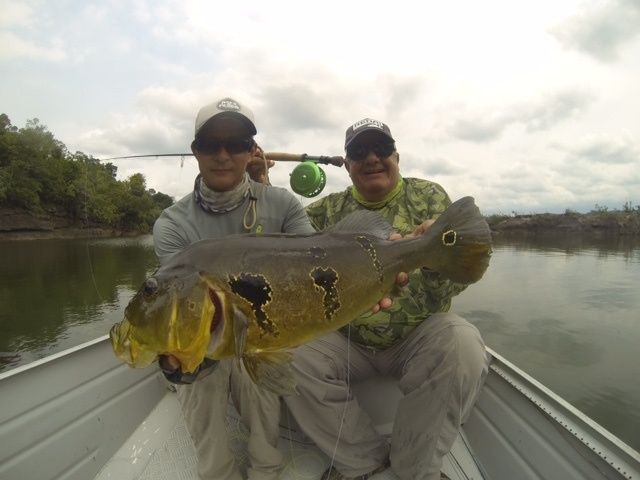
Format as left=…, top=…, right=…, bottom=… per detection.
left=2, top=206, right=639, bottom=241
left=0, top=207, right=146, bottom=241
left=487, top=209, right=640, bottom=235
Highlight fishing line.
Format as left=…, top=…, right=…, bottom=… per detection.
left=280, top=328, right=352, bottom=477
left=283, top=395, right=299, bottom=474
left=326, top=324, right=352, bottom=475
left=83, top=157, right=104, bottom=303
left=83, top=154, right=187, bottom=304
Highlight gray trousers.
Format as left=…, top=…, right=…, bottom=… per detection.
left=176, top=360, right=283, bottom=480
left=283, top=313, right=489, bottom=480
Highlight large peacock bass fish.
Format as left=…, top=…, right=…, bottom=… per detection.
left=110, top=196, right=492, bottom=392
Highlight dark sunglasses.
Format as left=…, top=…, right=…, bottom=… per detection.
left=346, top=141, right=395, bottom=161
left=194, top=138, right=254, bottom=155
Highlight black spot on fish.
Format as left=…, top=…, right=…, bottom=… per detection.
left=355, top=236, right=383, bottom=283
left=442, top=229, right=457, bottom=246
left=310, top=267, right=340, bottom=321
left=143, top=277, right=158, bottom=297
left=309, top=246, right=327, bottom=259
left=228, top=273, right=278, bottom=336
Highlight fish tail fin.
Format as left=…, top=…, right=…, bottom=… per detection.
left=242, top=352, right=298, bottom=395
left=420, top=196, right=492, bottom=284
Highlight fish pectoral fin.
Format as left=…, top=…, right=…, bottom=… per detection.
left=232, top=305, right=248, bottom=362
left=242, top=352, right=297, bottom=396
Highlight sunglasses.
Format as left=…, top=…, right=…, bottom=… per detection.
left=194, top=138, right=254, bottom=155
left=346, top=141, right=395, bottom=161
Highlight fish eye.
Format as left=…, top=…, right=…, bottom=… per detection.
left=143, top=277, right=158, bottom=296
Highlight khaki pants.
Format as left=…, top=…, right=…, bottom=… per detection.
left=176, top=360, right=283, bottom=480
left=283, top=313, right=489, bottom=480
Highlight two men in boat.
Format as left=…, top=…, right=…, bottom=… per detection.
left=155, top=100, right=488, bottom=480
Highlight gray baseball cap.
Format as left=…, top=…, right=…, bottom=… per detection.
left=194, top=97, right=257, bottom=137
left=344, top=117, right=394, bottom=148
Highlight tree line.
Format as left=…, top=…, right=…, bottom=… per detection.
left=0, top=114, right=173, bottom=232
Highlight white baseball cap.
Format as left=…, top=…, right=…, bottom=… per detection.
left=194, top=97, right=257, bottom=136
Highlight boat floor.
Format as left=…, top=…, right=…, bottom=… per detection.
left=97, top=389, right=486, bottom=480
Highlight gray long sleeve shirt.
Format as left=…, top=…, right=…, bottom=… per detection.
left=153, top=179, right=314, bottom=264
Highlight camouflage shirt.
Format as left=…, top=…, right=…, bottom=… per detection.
left=305, top=177, right=467, bottom=350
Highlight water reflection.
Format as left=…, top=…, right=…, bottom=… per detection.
left=492, top=231, right=640, bottom=261
left=456, top=233, right=640, bottom=451
left=573, top=386, right=640, bottom=450
left=0, top=233, right=638, bottom=452
left=0, top=236, right=157, bottom=371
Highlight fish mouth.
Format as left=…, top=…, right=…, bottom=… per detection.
left=111, top=286, right=218, bottom=373
left=110, top=320, right=158, bottom=369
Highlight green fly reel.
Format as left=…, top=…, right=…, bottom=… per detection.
left=290, top=161, right=327, bottom=197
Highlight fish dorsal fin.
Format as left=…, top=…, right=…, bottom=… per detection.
left=242, top=352, right=297, bottom=396
left=328, top=210, right=393, bottom=239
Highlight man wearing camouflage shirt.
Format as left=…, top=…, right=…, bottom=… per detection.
left=283, top=118, right=489, bottom=480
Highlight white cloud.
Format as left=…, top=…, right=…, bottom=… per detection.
left=0, top=31, right=66, bottom=62
left=449, top=88, right=594, bottom=142
left=2, top=0, right=639, bottom=214
left=551, top=0, right=640, bottom=62
left=560, top=134, right=640, bottom=165
left=77, top=113, right=188, bottom=157
left=0, top=0, right=34, bottom=27
left=0, top=1, right=34, bottom=27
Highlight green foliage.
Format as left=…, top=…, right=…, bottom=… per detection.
left=151, top=190, right=174, bottom=210
left=0, top=114, right=174, bottom=232
left=0, top=167, right=8, bottom=202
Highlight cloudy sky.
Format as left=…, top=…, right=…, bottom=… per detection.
left=2, top=0, right=639, bottom=214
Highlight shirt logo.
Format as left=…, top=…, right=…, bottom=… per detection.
left=217, top=98, right=241, bottom=111
left=352, top=118, right=384, bottom=131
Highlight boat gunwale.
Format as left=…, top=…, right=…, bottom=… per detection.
left=0, top=335, right=109, bottom=381
left=486, top=346, right=640, bottom=477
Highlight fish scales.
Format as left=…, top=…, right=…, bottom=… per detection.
left=200, top=232, right=401, bottom=355
left=110, top=196, right=492, bottom=389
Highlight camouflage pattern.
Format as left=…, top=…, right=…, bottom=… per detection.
left=305, top=177, right=467, bottom=350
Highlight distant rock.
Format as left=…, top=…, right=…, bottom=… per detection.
left=0, top=207, right=140, bottom=240
left=0, top=207, right=72, bottom=232
left=488, top=211, right=640, bottom=235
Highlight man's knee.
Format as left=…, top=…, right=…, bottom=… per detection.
left=402, top=313, right=487, bottom=390
left=290, top=337, right=345, bottom=379
left=454, top=321, right=488, bottom=382
left=430, top=314, right=487, bottom=383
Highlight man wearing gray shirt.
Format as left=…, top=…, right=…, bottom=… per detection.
left=154, top=97, right=314, bottom=480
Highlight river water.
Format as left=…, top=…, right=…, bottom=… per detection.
left=0, top=233, right=638, bottom=451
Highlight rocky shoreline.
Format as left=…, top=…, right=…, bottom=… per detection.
left=0, top=208, right=145, bottom=241
left=488, top=210, right=640, bottom=235
left=1, top=207, right=639, bottom=241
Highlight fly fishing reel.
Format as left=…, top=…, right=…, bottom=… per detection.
left=289, top=161, right=327, bottom=197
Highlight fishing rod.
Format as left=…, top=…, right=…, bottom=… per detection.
left=102, top=152, right=344, bottom=166
left=101, top=152, right=346, bottom=197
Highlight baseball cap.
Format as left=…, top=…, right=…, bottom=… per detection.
left=194, top=97, right=257, bottom=137
left=344, top=118, right=394, bottom=148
